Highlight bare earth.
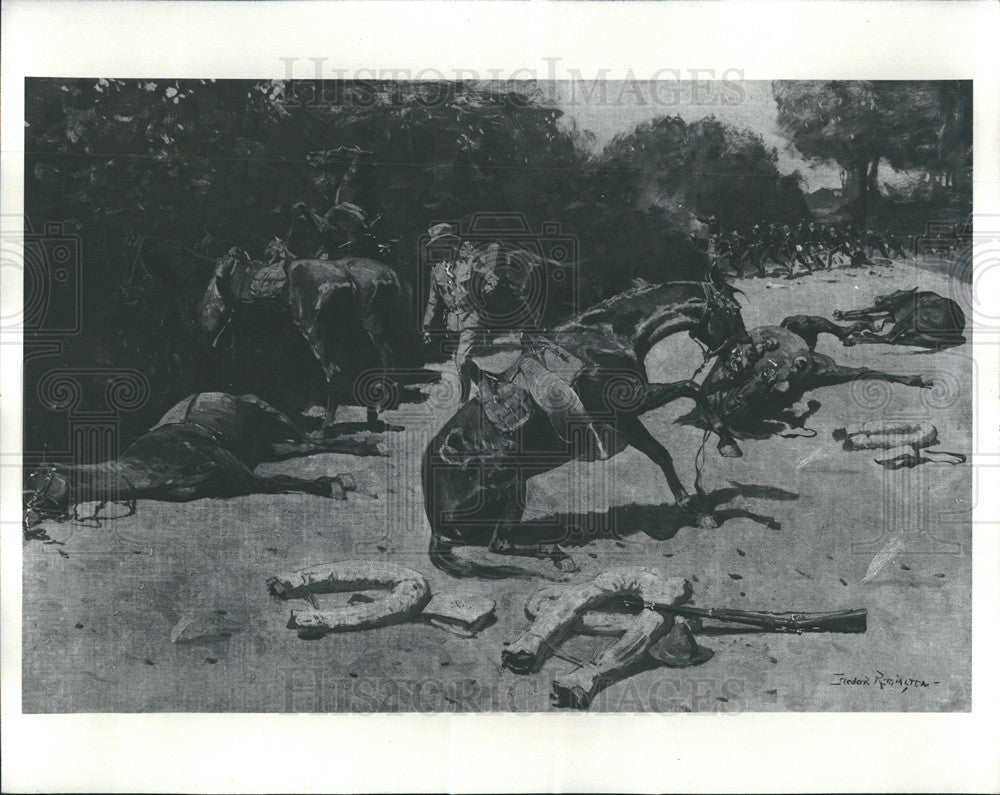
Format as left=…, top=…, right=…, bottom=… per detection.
left=23, top=260, right=972, bottom=713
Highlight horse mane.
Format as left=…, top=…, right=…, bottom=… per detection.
left=560, top=279, right=707, bottom=331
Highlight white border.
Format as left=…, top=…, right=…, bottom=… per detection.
left=2, top=1, right=999, bottom=792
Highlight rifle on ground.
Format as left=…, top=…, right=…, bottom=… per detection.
left=665, top=604, right=866, bottom=634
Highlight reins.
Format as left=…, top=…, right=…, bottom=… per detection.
left=25, top=464, right=138, bottom=530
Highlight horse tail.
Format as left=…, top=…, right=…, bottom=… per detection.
left=428, top=534, right=561, bottom=581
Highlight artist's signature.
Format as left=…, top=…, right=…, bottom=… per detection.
left=829, top=670, right=940, bottom=693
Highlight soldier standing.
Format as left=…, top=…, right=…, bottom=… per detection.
left=422, top=223, right=487, bottom=403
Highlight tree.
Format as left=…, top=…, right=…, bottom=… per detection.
left=772, top=80, right=971, bottom=223
left=930, top=81, right=973, bottom=188
left=600, top=115, right=810, bottom=229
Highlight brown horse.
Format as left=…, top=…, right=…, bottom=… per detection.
left=24, top=392, right=385, bottom=529
left=197, top=240, right=415, bottom=433
left=697, top=325, right=935, bottom=438
left=834, top=288, right=966, bottom=349
left=422, top=280, right=754, bottom=578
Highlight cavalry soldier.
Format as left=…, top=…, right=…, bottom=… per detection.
left=743, top=224, right=768, bottom=277
left=422, top=223, right=493, bottom=403
left=726, top=229, right=748, bottom=275
left=296, top=146, right=378, bottom=258
left=886, top=232, right=909, bottom=259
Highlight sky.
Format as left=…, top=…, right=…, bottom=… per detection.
left=552, top=79, right=847, bottom=192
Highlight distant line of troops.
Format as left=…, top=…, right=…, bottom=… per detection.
left=709, top=221, right=913, bottom=279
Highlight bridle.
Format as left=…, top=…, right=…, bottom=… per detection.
left=688, top=282, right=747, bottom=497
left=24, top=465, right=137, bottom=531
left=23, top=466, right=65, bottom=522
left=693, top=281, right=745, bottom=363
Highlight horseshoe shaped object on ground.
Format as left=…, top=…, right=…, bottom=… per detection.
left=267, top=560, right=431, bottom=632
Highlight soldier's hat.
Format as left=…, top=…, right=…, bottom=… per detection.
left=427, top=223, right=460, bottom=245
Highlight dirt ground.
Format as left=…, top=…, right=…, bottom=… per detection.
left=23, top=259, right=972, bottom=713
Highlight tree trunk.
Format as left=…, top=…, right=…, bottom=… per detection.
left=857, top=161, right=869, bottom=224
left=855, top=159, right=880, bottom=225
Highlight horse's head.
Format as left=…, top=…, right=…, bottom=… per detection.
left=196, top=247, right=251, bottom=346
left=23, top=467, right=71, bottom=529
left=873, top=287, right=918, bottom=313
left=705, top=329, right=812, bottom=429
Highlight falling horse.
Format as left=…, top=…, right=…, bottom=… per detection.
left=696, top=325, right=936, bottom=438
left=422, top=280, right=753, bottom=578
left=24, top=392, right=386, bottom=529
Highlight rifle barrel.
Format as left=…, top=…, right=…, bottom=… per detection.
left=667, top=605, right=867, bottom=634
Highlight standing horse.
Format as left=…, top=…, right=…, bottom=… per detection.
left=196, top=241, right=415, bottom=433
left=422, top=280, right=753, bottom=578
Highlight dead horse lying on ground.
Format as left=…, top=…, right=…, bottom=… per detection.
left=781, top=288, right=966, bottom=350
left=24, top=392, right=386, bottom=527
left=698, top=325, right=935, bottom=436
left=422, top=280, right=752, bottom=579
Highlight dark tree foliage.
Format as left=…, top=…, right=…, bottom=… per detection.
left=772, top=80, right=972, bottom=223
left=600, top=115, right=812, bottom=230
left=24, top=78, right=810, bottom=441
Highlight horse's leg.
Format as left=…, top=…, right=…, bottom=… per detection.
left=269, top=435, right=386, bottom=461
left=185, top=447, right=344, bottom=498
left=613, top=413, right=719, bottom=529
left=249, top=472, right=345, bottom=498
left=638, top=379, right=742, bottom=458
left=834, top=305, right=888, bottom=322
left=467, top=469, right=576, bottom=570
left=488, top=518, right=578, bottom=573
left=842, top=329, right=897, bottom=345
left=903, top=331, right=966, bottom=349
left=426, top=465, right=575, bottom=577
left=808, top=353, right=933, bottom=389
left=850, top=328, right=965, bottom=349
left=322, top=382, right=340, bottom=437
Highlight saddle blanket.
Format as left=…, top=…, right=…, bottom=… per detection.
left=477, top=342, right=626, bottom=462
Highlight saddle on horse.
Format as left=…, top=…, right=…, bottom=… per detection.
left=224, top=248, right=290, bottom=305
left=472, top=336, right=625, bottom=462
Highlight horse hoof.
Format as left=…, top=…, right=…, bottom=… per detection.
left=718, top=441, right=743, bottom=458
left=554, top=554, right=578, bottom=573
left=833, top=311, right=844, bottom=319
left=697, top=513, right=719, bottom=529
left=321, top=478, right=346, bottom=500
